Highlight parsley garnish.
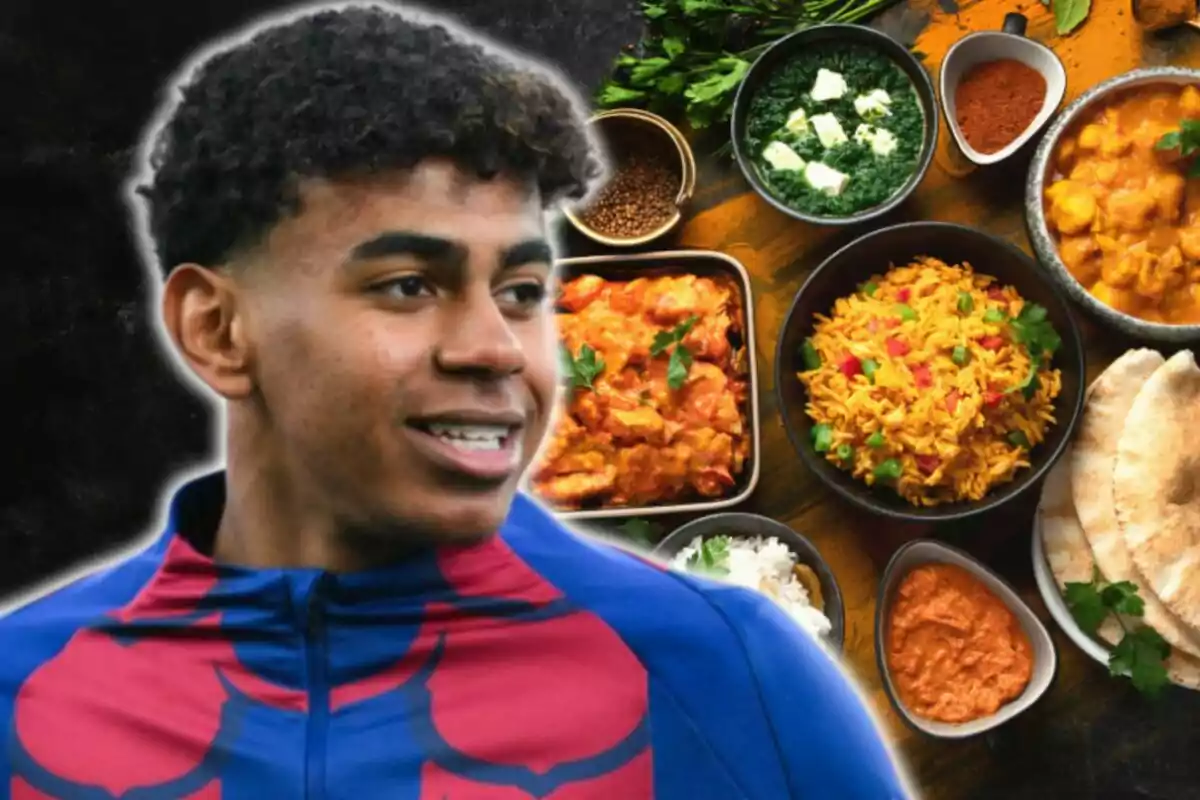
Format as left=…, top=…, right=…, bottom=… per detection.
left=1156, top=119, right=1200, bottom=178
left=1064, top=567, right=1171, bottom=698
left=618, top=518, right=662, bottom=550
left=685, top=535, right=731, bottom=577
left=651, top=315, right=699, bottom=390
left=1006, top=303, right=1061, bottom=399
left=560, top=344, right=605, bottom=390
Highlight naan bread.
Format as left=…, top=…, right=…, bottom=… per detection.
left=1072, top=350, right=1200, bottom=658
left=1040, top=442, right=1200, bottom=691
left=1114, top=350, right=1200, bottom=637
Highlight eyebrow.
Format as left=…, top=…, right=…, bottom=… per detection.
left=348, top=232, right=553, bottom=275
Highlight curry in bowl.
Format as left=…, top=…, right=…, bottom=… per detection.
left=1043, top=83, right=1200, bottom=325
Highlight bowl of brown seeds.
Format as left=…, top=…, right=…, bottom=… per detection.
left=564, top=108, right=697, bottom=247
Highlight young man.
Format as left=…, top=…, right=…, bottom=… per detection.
left=0, top=4, right=911, bottom=798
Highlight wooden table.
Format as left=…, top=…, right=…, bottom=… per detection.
left=564, top=1, right=1200, bottom=796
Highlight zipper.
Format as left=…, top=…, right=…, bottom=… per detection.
left=303, top=575, right=330, bottom=799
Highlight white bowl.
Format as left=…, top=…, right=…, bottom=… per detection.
left=939, top=13, right=1067, bottom=166
left=876, top=539, right=1059, bottom=738
left=1031, top=511, right=1111, bottom=666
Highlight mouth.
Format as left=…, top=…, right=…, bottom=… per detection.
left=404, top=414, right=526, bottom=482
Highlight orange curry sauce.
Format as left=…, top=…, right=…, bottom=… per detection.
left=886, top=564, right=1033, bottom=724
left=1045, top=84, right=1200, bottom=324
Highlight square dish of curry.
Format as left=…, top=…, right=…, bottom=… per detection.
left=531, top=264, right=756, bottom=514
left=1044, top=83, right=1200, bottom=325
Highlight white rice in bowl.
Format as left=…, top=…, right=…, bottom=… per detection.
left=672, top=535, right=833, bottom=640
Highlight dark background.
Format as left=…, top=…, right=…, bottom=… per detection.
left=0, top=0, right=641, bottom=594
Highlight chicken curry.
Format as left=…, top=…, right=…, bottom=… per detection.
left=532, top=273, right=751, bottom=510
left=1044, top=83, right=1200, bottom=324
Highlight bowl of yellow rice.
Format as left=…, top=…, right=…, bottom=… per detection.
left=776, top=222, right=1086, bottom=521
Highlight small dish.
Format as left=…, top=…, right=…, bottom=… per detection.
left=875, top=539, right=1058, bottom=739
left=940, top=13, right=1067, bottom=167
left=562, top=109, right=697, bottom=247
left=653, top=512, right=845, bottom=651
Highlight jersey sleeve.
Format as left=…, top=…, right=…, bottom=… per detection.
left=707, top=585, right=913, bottom=800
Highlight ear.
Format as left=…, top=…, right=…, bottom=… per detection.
left=160, top=264, right=254, bottom=400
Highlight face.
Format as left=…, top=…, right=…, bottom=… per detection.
left=172, top=160, right=558, bottom=543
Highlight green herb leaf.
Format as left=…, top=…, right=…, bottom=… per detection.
left=1157, top=130, right=1182, bottom=151
left=561, top=343, right=605, bottom=390
left=1007, top=430, right=1032, bottom=449
left=687, top=535, right=731, bottom=577
left=895, top=303, right=918, bottom=322
left=812, top=423, right=834, bottom=453
left=662, top=37, right=686, bottom=60
left=801, top=338, right=822, bottom=371
left=667, top=346, right=693, bottom=389
left=867, top=430, right=886, bottom=448
left=957, top=291, right=975, bottom=314
left=1101, top=581, right=1145, bottom=617
left=629, top=57, right=672, bottom=87
left=862, top=358, right=880, bottom=383
left=618, top=518, right=661, bottom=549
left=873, top=458, right=903, bottom=480
left=1010, top=303, right=1062, bottom=358
left=835, top=443, right=854, bottom=463
left=598, top=84, right=647, bottom=105
left=1110, top=626, right=1171, bottom=697
left=1052, top=0, right=1091, bottom=35
left=983, top=308, right=1007, bottom=324
left=1064, top=579, right=1108, bottom=635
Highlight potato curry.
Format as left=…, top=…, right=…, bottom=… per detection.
left=532, top=273, right=751, bottom=510
left=1045, top=84, right=1200, bottom=324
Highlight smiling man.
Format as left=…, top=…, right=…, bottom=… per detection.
left=0, top=3, right=910, bottom=798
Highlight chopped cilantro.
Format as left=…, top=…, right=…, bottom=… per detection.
left=560, top=344, right=605, bottom=390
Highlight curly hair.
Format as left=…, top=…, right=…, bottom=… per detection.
left=133, top=2, right=603, bottom=274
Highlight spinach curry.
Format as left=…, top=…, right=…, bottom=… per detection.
left=744, top=43, right=925, bottom=217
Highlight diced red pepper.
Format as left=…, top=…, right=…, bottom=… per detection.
left=987, top=286, right=1006, bottom=301
left=912, top=363, right=932, bottom=388
left=886, top=337, right=910, bottom=357
left=867, top=318, right=879, bottom=334
left=884, top=318, right=902, bottom=329
left=983, top=390, right=1003, bottom=407
left=916, top=454, right=940, bottom=475
left=897, top=288, right=911, bottom=303
left=980, top=335, right=1005, bottom=351
left=839, top=353, right=863, bottom=378
left=945, top=389, right=961, bottom=414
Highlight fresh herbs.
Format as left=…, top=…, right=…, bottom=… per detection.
left=686, top=535, right=731, bottom=576
left=598, top=0, right=901, bottom=133
left=1008, top=303, right=1062, bottom=399
left=651, top=315, right=700, bottom=389
left=618, top=518, right=663, bottom=549
left=982, top=307, right=1007, bottom=324
left=1065, top=568, right=1170, bottom=697
left=561, top=344, right=606, bottom=390
left=1156, top=119, right=1200, bottom=178
left=1052, top=0, right=1091, bottom=36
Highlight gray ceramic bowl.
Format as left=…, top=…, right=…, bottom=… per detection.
left=654, top=512, right=845, bottom=651
left=1026, top=67, right=1200, bottom=344
left=875, top=539, right=1057, bottom=739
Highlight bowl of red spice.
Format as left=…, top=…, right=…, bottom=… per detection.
left=939, top=13, right=1067, bottom=166
left=563, top=108, right=697, bottom=247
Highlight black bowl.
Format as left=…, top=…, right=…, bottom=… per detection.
left=653, top=512, right=845, bottom=650
left=730, top=24, right=938, bottom=226
left=775, top=222, right=1087, bottom=523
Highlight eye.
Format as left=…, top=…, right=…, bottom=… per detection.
left=496, top=281, right=547, bottom=308
left=375, top=275, right=434, bottom=299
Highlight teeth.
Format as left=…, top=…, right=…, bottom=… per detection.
left=426, top=423, right=510, bottom=450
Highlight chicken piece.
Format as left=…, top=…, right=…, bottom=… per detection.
left=1105, top=189, right=1157, bottom=233
left=1077, top=124, right=1104, bottom=151
left=1047, top=182, right=1098, bottom=235
left=1137, top=245, right=1185, bottom=300
left=682, top=316, right=733, bottom=365
left=535, top=466, right=618, bottom=506
left=604, top=406, right=667, bottom=445
left=1146, top=173, right=1186, bottom=222
left=558, top=275, right=605, bottom=312
left=1099, top=127, right=1132, bottom=158
left=1179, top=227, right=1200, bottom=260
left=1182, top=85, right=1200, bottom=118
left=1058, top=236, right=1101, bottom=284
left=1102, top=252, right=1140, bottom=289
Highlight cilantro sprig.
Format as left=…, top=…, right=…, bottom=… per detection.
left=560, top=343, right=605, bottom=391
left=1006, top=303, right=1061, bottom=399
left=651, top=315, right=699, bottom=390
left=1156, top=119, right=1200, bottom=178
left=1064, top=567, right=1171, bottom=698
left=597, top=0, right=902, bottom=136
left=618, top=517, right=663, bottom=550
left=685, top=535, right=731, bottom=577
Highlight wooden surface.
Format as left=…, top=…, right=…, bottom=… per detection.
left=565, top=1, right=1200, bottom=797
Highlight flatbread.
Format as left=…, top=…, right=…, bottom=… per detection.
left=1071, top=350, right=1200, bottom=658
left=1114, top=350, right=1200, bottom=637
left=1039, top=444, right=1200, bottom=691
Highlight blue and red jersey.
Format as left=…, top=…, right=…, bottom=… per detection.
left=0, top=472, right=909, bottom=799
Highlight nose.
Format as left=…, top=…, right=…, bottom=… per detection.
left=434, top=296, right=526, bottom=377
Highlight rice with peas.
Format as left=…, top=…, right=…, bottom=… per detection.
left=798, top=257, right=1062, bottom=507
